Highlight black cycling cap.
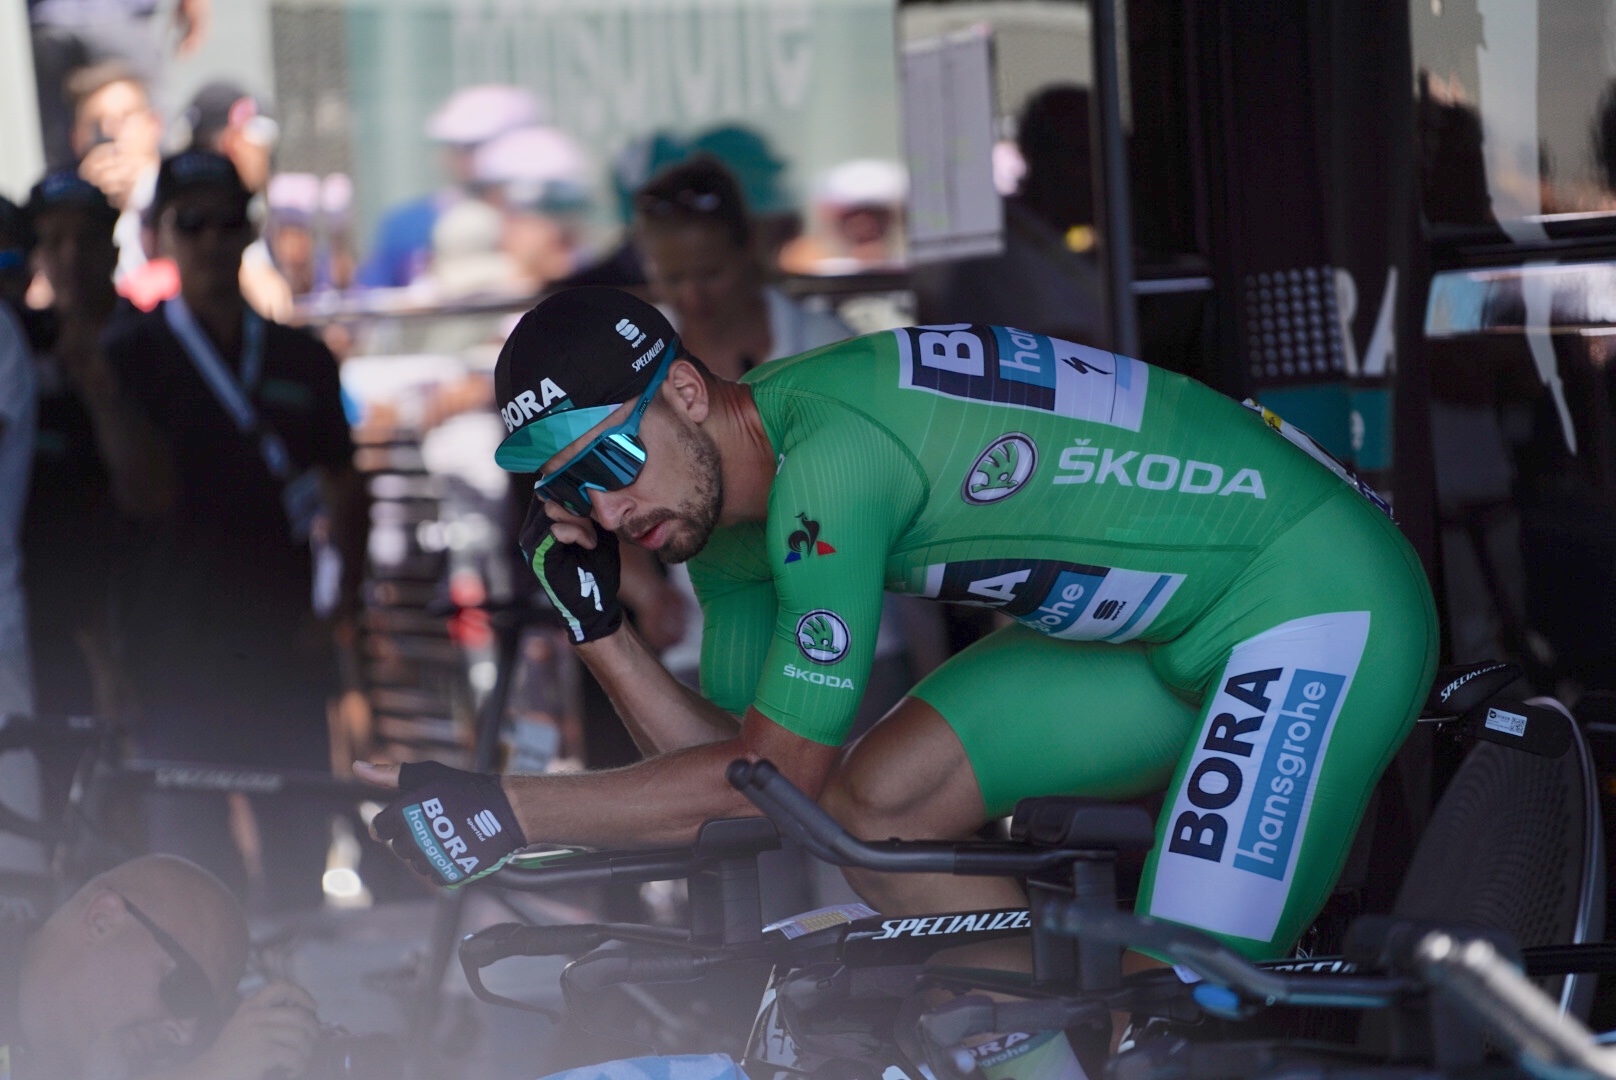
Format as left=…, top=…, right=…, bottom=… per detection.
left=152, top=150, right=251, bottom=215
left=494, top=286, right=678, bottom=473
left=26, top=170, right=118, bottom=227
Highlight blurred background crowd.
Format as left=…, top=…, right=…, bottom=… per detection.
left=0, top=0, right=1110, bottom=924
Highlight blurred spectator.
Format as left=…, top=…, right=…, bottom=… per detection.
left=0, top=217, right=35, bottom=722
left=23, top=172, right=171, bottom=719
left=104, top=151, right=367, bottom=910
left=635, top=156, right=847, bottom=381
left=554, top=131, right=689, bottom=289
left=779, top=159, right=908, bottom=275
left=265, top=173, right=357, bottom=300
left=915, top=84, right=1108, bottom=346
left=355, top=84, right=540, bottom=288
left=411, top=200, right=524, bottom=358
left=429, top=199, right=520, bottom=299
left=181, top=81, right=277, bottom=194
left=689, top=124, right=799, bottom=267
left=181, top=81, right=293, bottom=321
left=265, top=172, right=321, bottom=297
left=474, top=124, right=592, bottom=292
left=66, top=61, right=164, bottom=289
left=2, top=853, right=322, bottom=1080
left=29, top=0, right=209, bottom=170
left=320, top=174, right=357, bottom=293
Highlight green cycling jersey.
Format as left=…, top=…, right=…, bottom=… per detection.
left=692, top=324, right=1350, bottom=744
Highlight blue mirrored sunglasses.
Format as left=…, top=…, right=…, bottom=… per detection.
left=534, top=349, right=674, bottom=516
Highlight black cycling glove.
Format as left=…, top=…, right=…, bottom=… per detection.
left=371, top=762, right=526, bottom=887
left=520, top=496, right=623, bottom=644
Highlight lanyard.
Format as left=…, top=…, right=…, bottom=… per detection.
left=163, top=295, right=290, bottom=478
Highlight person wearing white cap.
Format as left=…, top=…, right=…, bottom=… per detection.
left=474, top=124, right=593, bottom=292
left=779, top=159, right=908, bottom=275
left=355, top=84, right=541, bottom=289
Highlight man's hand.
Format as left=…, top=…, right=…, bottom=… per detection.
left=520, top=496, right=623, bottom=643
left=175, top=0, right=213, bottom=55
left=78, top=142, right=141, bottom=208
left=355, top=761, right=527, bottom=887
left=174, top=981, right=319, bottom=1080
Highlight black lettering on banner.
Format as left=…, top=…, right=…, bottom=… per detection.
left=1169, top=810, right=1227, bottom=861
left=1187, top=757, right=1243, bottom=810
left=1204, top=712, right=1264, bottom=757
left=1223, top=668, right=1282, bottom=712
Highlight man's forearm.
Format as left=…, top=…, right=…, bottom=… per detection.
left=576, top=623, right=739, bottom=754
left=503, top=736, right=761, bottom=847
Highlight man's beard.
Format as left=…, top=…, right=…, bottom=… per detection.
left=623, top=419, right=723, bottom=564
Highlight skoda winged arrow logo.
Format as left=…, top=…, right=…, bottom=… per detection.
left=795, top=610, right=850, bottom=665
left=963, top=434, right=1038, bottom=505
left=784, top=513, right=837, bottom=564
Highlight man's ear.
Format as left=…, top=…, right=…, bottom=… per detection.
left=83, top=890, right=124, bottom=939
left=665, top=358, right=710, bottom=423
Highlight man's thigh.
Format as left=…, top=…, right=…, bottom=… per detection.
left=1139, top=490, right=1439, bottom=959
left=901, top=623, right=1200, bottom=820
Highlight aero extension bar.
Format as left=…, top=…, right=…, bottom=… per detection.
left=725, top=759, right=1148, bottom=876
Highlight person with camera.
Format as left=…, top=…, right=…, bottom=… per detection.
left=0, top=854, right=319, bottom=1080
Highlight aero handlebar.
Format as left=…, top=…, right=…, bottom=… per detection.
left=724, top=759, right=1133, bottom=876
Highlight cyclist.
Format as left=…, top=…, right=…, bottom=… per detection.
left=359, top=286, right=1436, bottom=1039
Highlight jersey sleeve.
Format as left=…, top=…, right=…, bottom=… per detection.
left=688, top=521, right=777, bottom=716
left=746, top=409, right=928, bottom=746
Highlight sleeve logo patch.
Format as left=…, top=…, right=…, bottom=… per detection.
left=963, top=433, right=1038, bottom=504
left=784, top=512, right=837, bottom=563
left=795, top=609, right=851, bottom=664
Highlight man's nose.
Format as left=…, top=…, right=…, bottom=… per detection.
left=589, top=488, right=631, bottom=532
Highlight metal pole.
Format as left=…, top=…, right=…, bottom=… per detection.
left=1089, top=0, right=1139, bottom=357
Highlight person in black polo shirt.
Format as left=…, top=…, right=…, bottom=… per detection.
left=0, top=854, right=318, bottom=1080
left=22, top=171, right=172, bottom=721
left=104, top=152, right=367, bottom=911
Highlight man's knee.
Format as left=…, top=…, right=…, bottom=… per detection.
left=820, top=707, right=987, bottom=841
left=819, top=767, right=899, bottom=838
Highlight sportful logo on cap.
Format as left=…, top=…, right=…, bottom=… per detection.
left=616, top=318, right=646, bottom=348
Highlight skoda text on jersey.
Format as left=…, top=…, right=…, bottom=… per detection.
left=1147, top=612, right=1370, bottom=943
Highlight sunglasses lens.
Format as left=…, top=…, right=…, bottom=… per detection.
left=537, top=433, right=648, bottom=514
